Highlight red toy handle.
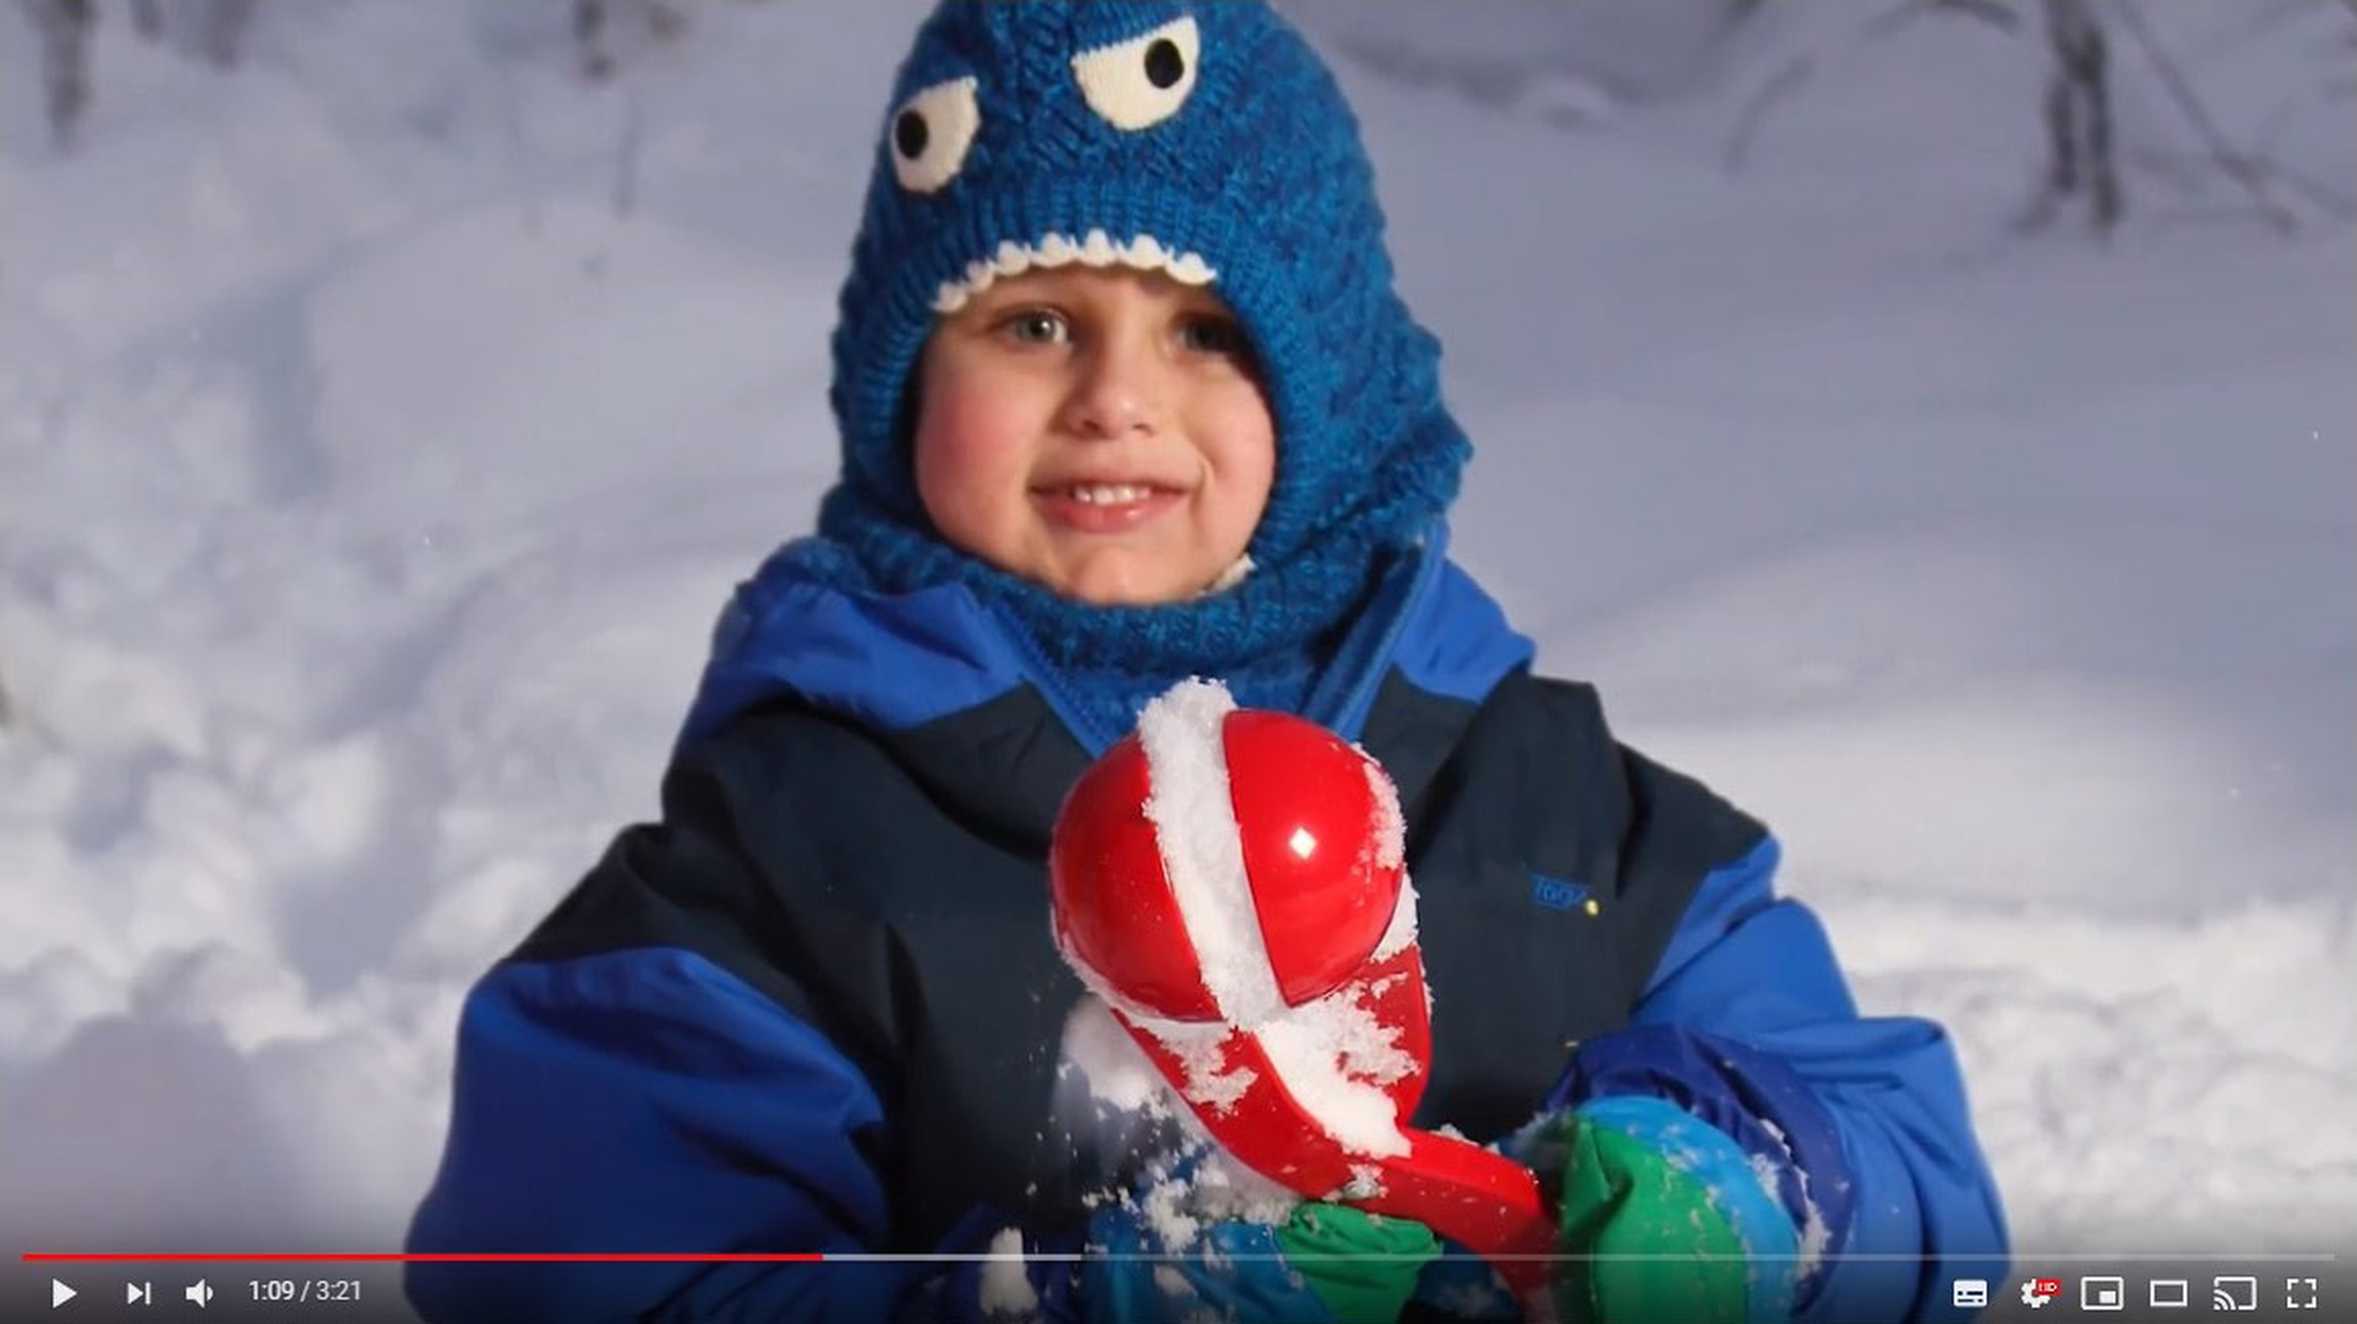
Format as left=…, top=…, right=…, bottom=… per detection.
left=1117, top=1014, right=1559, bottom=1303
left=1362, top=1129, right=1557, bottom=1299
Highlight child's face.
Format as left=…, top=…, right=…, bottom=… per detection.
left=912, top=266, right=1275, bottom=606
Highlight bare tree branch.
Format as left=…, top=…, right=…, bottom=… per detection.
left=575, top=0, right=690, bottom=81
left=18, top=0, right=95, bottom=150
left=1722, top=53, right=1815, bottom=172
left=2107, top=0, right=2301, bottom=233
left=1928, top=0, right=2023, bottom=35
left=2180, top=0, right=2330, bottom=66
left=2132, top=145, right=2357, bottom=221
left=200, top=0, right=257, bottom=70
left=575, top=0, right=613, bottom=80
left=2021, top=0, right=2122, bottom=234
left=2261, top=157, right=2357, bottom=220
left=1860, top=0, right=1940, bottom=41
left=1722, top=0, right=2025, bottom=174
left=1724, top=0, right=1919, bottom=173
left=1860, top=0, right=2024, bottom=40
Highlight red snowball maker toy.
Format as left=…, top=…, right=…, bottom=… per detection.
left=1049, top=679, right=1556, bottom=1301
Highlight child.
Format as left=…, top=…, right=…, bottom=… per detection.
left=406, top=4, right=2007, bottom=1321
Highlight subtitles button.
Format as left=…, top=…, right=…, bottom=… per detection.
left=1951, top=1278, right=1988, bottom=1308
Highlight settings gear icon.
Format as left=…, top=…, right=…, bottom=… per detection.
left=2020, top=1276, right=2061, bottom=1308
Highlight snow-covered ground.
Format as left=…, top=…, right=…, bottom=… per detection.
left=3, top=0, right=2350, bottom=1296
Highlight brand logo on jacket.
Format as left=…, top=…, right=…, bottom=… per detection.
left=1529, top=873, right=1597, bottom=915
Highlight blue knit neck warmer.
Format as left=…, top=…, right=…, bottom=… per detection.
left=799, top=0, right=1471, bottom=720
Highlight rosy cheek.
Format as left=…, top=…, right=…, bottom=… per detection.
left=914, top=388, right=1031, bottom=531
left=1213, top=397, right=1278, bottom=525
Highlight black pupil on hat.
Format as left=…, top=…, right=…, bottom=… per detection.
left=895, top=110, right=929, bottom=159
left=1144, top=39, right=1184, bottom=89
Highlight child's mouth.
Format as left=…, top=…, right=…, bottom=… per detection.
left=1033, top=483, right=1185, bottom=533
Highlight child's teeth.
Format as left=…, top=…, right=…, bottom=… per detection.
left=1072, top=484, right=1151, bottom=505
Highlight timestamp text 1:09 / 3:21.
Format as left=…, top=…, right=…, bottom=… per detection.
left=248, top=1279, right=363, bottom=1303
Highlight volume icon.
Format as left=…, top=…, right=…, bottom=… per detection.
left=183, top=1280, right=214, bottom=1309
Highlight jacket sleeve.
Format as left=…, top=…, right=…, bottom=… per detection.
left=404, top=944, right=935, bottom=1321
left=1549, top=834, right=2011, bottom=1323
left=402, top=717, right=967, bottom=1322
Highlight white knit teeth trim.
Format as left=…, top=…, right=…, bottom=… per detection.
left=931, top=229, right=1218, bottom=315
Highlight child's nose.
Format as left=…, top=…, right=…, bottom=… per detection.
left=1059, top=343, right=1165, bottom=440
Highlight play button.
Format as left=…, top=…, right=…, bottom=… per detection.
left=50, top=1278, right=76, bottom=1308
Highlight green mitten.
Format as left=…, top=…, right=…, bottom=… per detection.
left=1273, top=1201, right=1440, bottom=1323
left=1527, top=1096, right=1800, bottom=1324
left=1551, top=1117, right=1747, bottom=1323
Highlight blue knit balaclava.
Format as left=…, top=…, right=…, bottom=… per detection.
left=810, top=0, right=1470, bottom=689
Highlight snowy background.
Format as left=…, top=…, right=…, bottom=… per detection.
left=2, top=0, right=2351, bottom=1303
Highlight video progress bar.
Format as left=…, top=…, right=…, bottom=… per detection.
left=21, top=1251, right=2342, bottom=1265
left=24, top=1254, right=823, bottom=1264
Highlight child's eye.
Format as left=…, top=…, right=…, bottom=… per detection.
left=999, top=310, right=1069, bottom=346
left=1178, top=315, right=1249, bottom=360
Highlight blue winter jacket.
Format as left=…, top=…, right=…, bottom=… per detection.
left=405, top=534, right=2006, bottom=1321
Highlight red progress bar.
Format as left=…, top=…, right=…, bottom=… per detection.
left=23, top=1253, right=826, bottom=1263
